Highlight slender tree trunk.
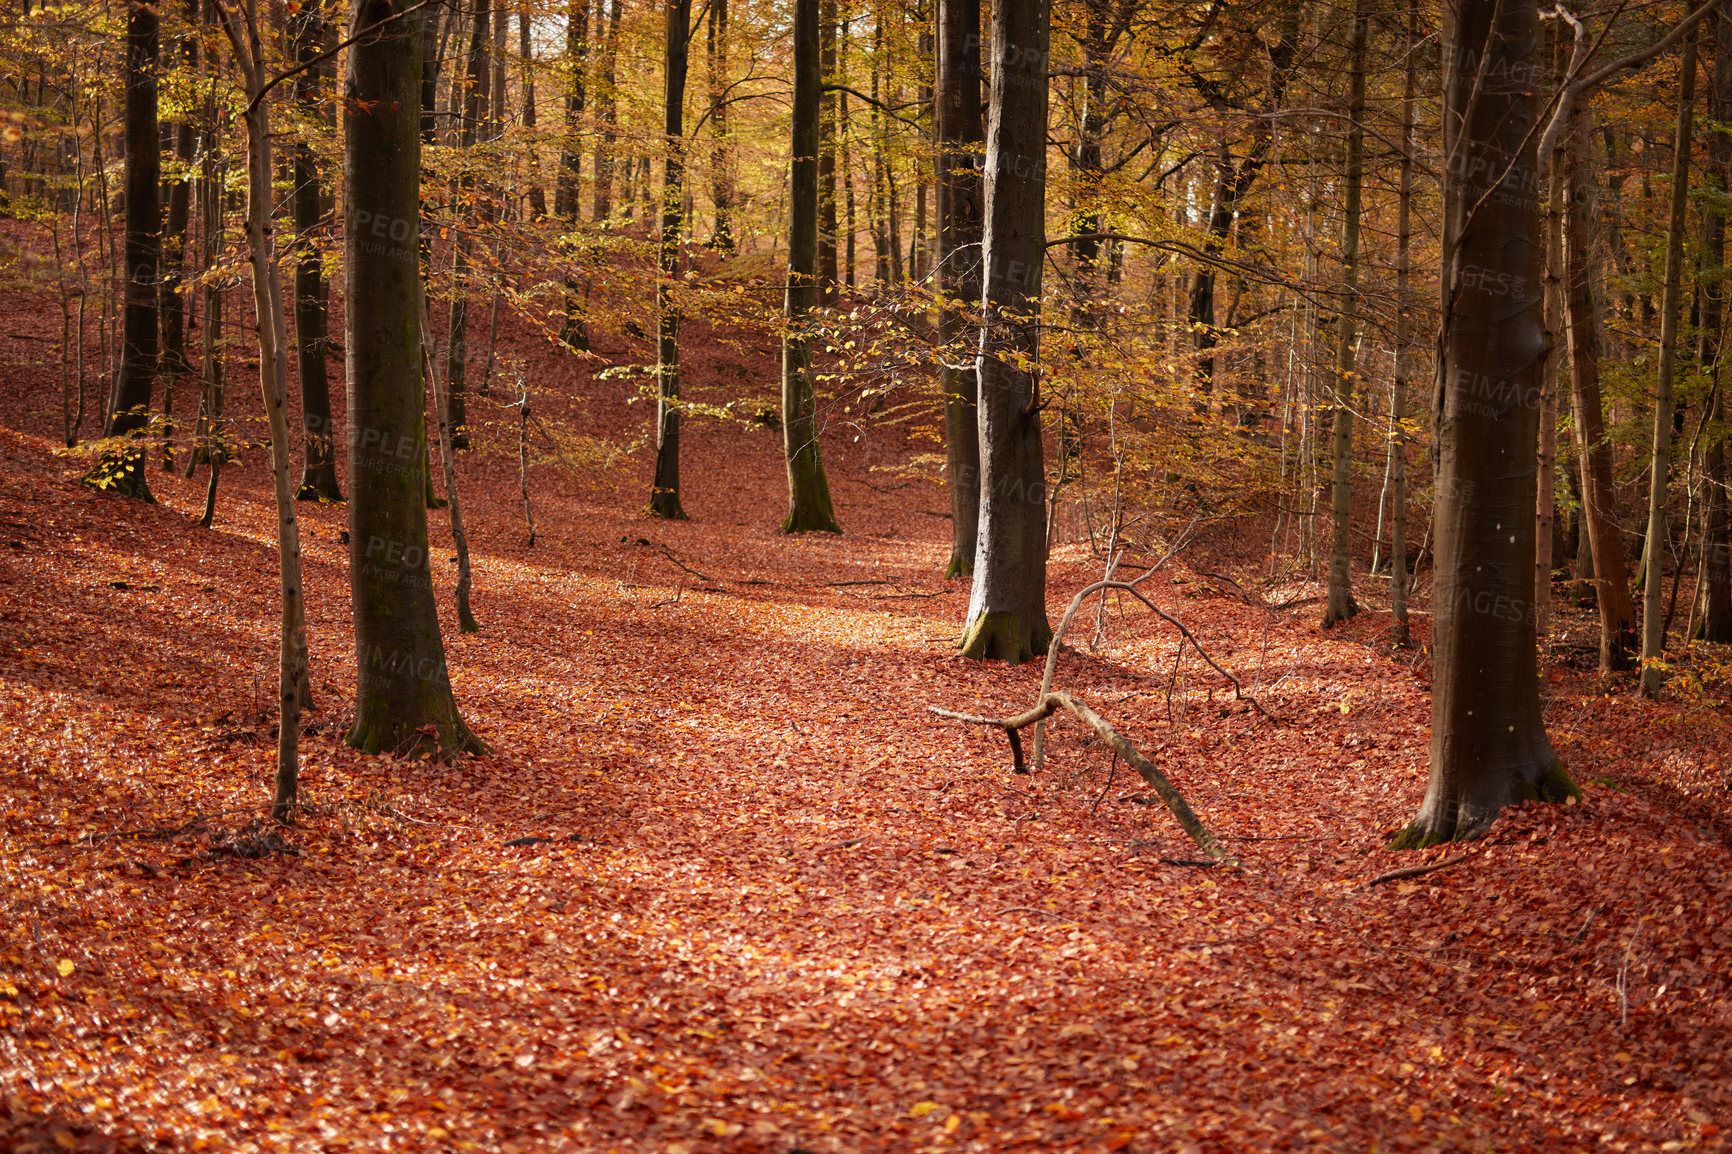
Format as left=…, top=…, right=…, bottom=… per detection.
left=447, top=0, right=492, bottom=447
left=817, top=0, right=838, bottom=299
left=345, top=0, right=484, bottom=756
left=160, top=7, right=196, bottom=475
left=1702, top=2, right=1732, bottom=641
left=706, top=0, right=733, bottom=251
left=292, top=0, right=342, bottom=501
left=781, top=0, right=841, bottom=534
left=1390, top=0, right=1416, bottom=646
left=936, top=0, right=982, bottom=577
left=1398, top=0, right=1572, bottom=848
left=1564, top=106, right=1638, bottom=672
left=555, top=0, right=586, bottom=220
left=91, top=0, right=161, bottom=500
left=648, top=0, right=692, bottom=519
left=1641, top=32, right=1698, bottom=697
left=521, top=8, right=547, bottom=218
left=1537, top=134, right=1564, bottom=639
left=958, top=0, right=1050, bottom=663
left=1322, top=0, right=1368, bottom=629
left=591, top=0, right=622, bottom=223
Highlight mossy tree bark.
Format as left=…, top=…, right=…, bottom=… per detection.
left=935, top=0, right=982, bottom=578
left=345, top=0, right=483, bottom=757
left=780, top=0, right=840, bottom=535
left=648, top=0, right=691, bottom=520
left=958, top=0, right=1050, bottom=663
left=89, top=0, right=160, bottom=501
left=1397, top=0, right=1574, bottom=849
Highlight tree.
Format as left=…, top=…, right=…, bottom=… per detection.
left=781, top=0, right=841, bottom=534
left=1395, top=0, right=1575, bottom=847
left=1699, top=2, right=1732, bottom=641
left=292, top=0, right=343, bottom=502
left=648, top=0, right=692, bottom=520
left=345, top=0, right=484, bottom=756
left=958, top=0, right=1050, bottom=662
left=87, top=0, right=160, bottom=501
left=935, top=0, right=982, bottom=578
left=1639, top=30, right=1697, bottom=697
left=1321, top=0, right=1368, bottom=630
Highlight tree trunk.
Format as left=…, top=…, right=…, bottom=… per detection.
left=555, top=0, right=586, bottom=219
left=592, top=0, right=622, bottom=223
left=936, top=0, right=982, bottom=577
left=1564, top=107, right=1638, bottom=672
left=958, top=0, right=1050, bottom=663
left=160, top=6, right=196, bottom=476
left=293, top=0, right=342, bottom=501
left=1322, top=0, right=1368, bottom=629
left=781, top=0, right=841, bottom=534
left=345, top=0, right=484, bottom=756
left=1641, top=31, right=1697, bottom=697
left=521, top=8, right=547, bottom=218
left=446, top=0, right=491, bottom=447
left=648, top=0, right=691, bottom=519
left=90, top=0, right=160, bottom=500
left=706, top=0, right=734, bottom=251
left=1390, top=0, right=1416, bottom=647
left=1701, top=2, right=1732, bottom=642
left=816, top=0, right=838, bottom=299
left=1396, top=0, right=1573, bottom=848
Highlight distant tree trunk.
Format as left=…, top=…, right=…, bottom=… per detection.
left=1537, top=129, right=1563, bottom=639
left=648, top=0, right=692, bottom=519
left=869, top=16, right=891, bottom=284
left=521, top=8, right=547, bottom=217
left=345, top=0, right=484, bottom=756
left=159, top=7, right=196, bottom=475
left=293, top=0, right=342, bottom=501
left=592, top=0, right=622, bottom=222
left=554, top=0, right=586, bottom=219
left=840, top=20, right=857, bottom=288
left=90, top=0, right=160, bottom=501
left=1564, top=106, right=1638, bottom=673
left=1397, top=0, right=1573, bottom=848
left=781, top=0, right=841, bottom=534
left=1701, top=1, right=1732, bottom=642
left=958, top=0, right=1050, bottom=663
left=446, top=0, right=491, bottom=448
left=1322, top=0, right=1368, bottom=629
left=1641, top=31, right=1697, bottom=697
left=705, top=0, right=734, bottom=251
left=1068, top=0, right=1107, bottom=325
left=1390, top=0, right=1416, bottom=647
left=816, top=0, right=838, bottom=300
left=936, top=0, right=982, bottom=577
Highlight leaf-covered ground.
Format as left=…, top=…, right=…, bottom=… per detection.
left=0, top=288, right=1730, bottom=1153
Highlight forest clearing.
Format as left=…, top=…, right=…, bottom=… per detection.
left=4, top=0, right=1732, bottom=1147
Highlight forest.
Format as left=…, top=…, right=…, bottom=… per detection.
left=1, top=0, right=1730, bottom=1147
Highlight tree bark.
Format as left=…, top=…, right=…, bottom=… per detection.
left=521, top=8, right=547, bottom=218
left=817, top=0, right=838, bottom=300
left=1322, top=0, right=1368, bottom=629
left=293, top=0, right=342, bottom=501
left=1563, top=106, right=1638, bottom=673
left=90, top=0, right=160, bottom=500
left=345, top=0, right=484, bottom=756
left=1390, top=0, right=1416, bottom=647
left=1640, top=32, right=1697, bottom=697
left=936, top=0, right=983, bottom=578
left=781, top=0, right=841, bottom=534
left=446, top=0, right=491, bottom=446
left=1397, top=0, right=1574, bottom=848
left=958, top=0, right=1050, bottom=663
left=1701, top=2, right=1732, bottom=641
left=592, top=0, right=622, bottom=223
left=705, top=0, right=733, bottom=251
left=648, top=0, right=692, bottom=519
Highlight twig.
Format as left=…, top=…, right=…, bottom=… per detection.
left=656, top=544, right=717, bottom=584
left=1000, top=906, right=1076, bottom=922
left=1090, top=750, right=1120, bottom=816
left=1361, top=848, right=1481, bottom=888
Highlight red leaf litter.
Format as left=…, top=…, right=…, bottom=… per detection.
left=0, top=277, right=1729, bottom=1153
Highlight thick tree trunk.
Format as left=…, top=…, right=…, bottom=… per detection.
left=781, top=0, right=841, bottom=534
left=1563, top=108, right=1638, bottom=672
left=1322, top=0, right=1368, bottom=629
left=648, top=0, right=691, bottom=519
left=292, top=0, right=342, bottom=501
left=91, top=0, right=160, bottom=500
left=958, top=0, right=1050, bottom=663
left=345, top=0, right=483, bottom=756
left=1397, top=0, right=1573, bottom=848
left=1641, top=33, right=1697, bottom=697
left=936, top=0, right=982, bottom=578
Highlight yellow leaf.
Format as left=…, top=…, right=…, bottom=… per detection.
left=55, top=959, right=73, bottom=977
left=1408, top=1104, right=1424, bottom=1122
left=910, top=1100, right=943, bottom=1118
left=944, top=1113, right=962, bottom=1133
left=1339, top=701, right=1351, bottom=714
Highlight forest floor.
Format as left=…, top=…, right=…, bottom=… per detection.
left=1, top=266, right=1732, bottom=1153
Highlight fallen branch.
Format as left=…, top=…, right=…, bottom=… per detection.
left=1361, top=848, right=1480, bottom=889
left=929, top=690, right=1228, bottom=861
